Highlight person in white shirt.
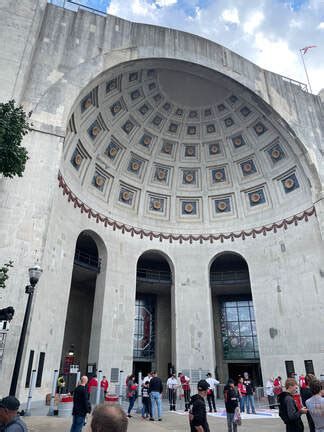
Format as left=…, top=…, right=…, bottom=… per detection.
left=143, top=372, right=152, bottom=385
left=166, top=373, right=178, bottom=411
left=206, top=372, right=220, bottom=413
left=266, top=378, right=276, bottom=409
left=306, top=379, right=324, bottom=432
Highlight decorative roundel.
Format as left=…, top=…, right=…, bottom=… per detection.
left=95, top=175, right=104, bottom=187
left=255, top=124, right=264, bottom=134
left=122, top=191, right=130, bottom=201
left=74, top=154, right=82, bottom=166
left=83, top=98, right=92, bottom=109
left=184, top=203, right=194, bottom=213
left=186, top=147, right=195, bottom=156
left=284, top=178, right=295, bottom=189
left=124, top=122, right=133, bottom=133
left=157, top=169, right=166, bottom=180
left=210, top=144, right=219, bottom=154
left=185, top=173, right=194, bottom=183
left=251, top=192, right=261, bottom=203
left=131, top=162, right=140, bottom=171
left=163, top=143, right=172, bottom=154
left=234, top=137, right=242, bottom=147
left=153, top=200, right=161, bottom=210
left=242, top=162, right=252, bottom=173
left=271, top=148, right=281, bottom=159
left=214, top=171, right=224, bottom=181
left=92, top=126, right=100, bottom=137
left=113, top=103, right=121, bottom=113
left=217, top=201, right=228, bottom=211
left=109, top=147, right=118, bottom=157
left=143, top=136, right=151, bottom=146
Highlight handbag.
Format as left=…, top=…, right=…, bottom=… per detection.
left=234, top=406, right=242, bottom=426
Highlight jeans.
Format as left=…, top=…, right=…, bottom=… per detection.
left=207, top=390, right=216, bottom=411
left=142, top=397, right=150, bottom=417
left=246, top=394, right=255, bottom=413
left=227, top=413, right=237, bottom=432
left=150, top=391, right=162, bottom=419
left=183, top=389, right=191, bottom=411
left=70, top=415, right=85, bottom=432
left=239, top=395, right=245, bottom=412
left=127, top=395, right=136, bottom=414
left=168, top=389, right=176, bottom=410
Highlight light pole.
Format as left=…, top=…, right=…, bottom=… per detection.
left=9, top=265, right=43, bottom=396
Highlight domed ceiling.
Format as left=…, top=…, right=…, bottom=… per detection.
left=61, top=60, right=312, bottom=235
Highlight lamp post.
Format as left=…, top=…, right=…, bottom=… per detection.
left=9, top=266, right=43, bottom=396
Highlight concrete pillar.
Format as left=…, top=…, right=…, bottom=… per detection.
left=173, top=249, right=215, bottom=371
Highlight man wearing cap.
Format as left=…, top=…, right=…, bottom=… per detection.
left=189, top=380, right=210, bottom=432
left=0, top=396, right=28, bottom=431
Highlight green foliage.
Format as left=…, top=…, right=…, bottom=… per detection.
left=0, top=261, right=14, bottom=290
left=0, top=100, right=29, bottom=178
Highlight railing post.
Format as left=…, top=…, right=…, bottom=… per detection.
left=48, top=369, right=59, bottom=416
left=25, top=370, right=37, bottom=416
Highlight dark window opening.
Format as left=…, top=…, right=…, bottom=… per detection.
left=36, top=352, right=45, bottom=387
left=285, top=360, right=295, bottom=377
left=305, top=360, right=315, bottom=375
left=25, top=350, right=34, bottom=388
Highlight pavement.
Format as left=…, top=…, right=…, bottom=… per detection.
left=23, top=409, right=310, bottom=432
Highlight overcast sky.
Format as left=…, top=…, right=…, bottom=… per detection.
left=66, top=0, right=324, bottom=94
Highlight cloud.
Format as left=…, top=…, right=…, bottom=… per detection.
left=318, top=22, right=324, bottom=29
left=156, top=0, right=177, bottom=6
left=243, top=10, right=265, bottom=35
left=221, top=8, right=240, bottom=25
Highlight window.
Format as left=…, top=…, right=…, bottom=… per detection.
left=285, top=360, right=295, bottom=377
left=304, top=360, right=314, bottom=375
left=220, top=299, right=259, bottom=360
left=36, top=352, right=45, bottom=387
left=133, top=296, right=155, bottom=360
left=25, top=350, right=34, bottom=388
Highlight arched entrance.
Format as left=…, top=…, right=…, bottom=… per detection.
left=60, top=230, right=106, bottom=378
left=133, top=251, right=174, bottom=381
left=210, top=252, right=262, bottom=385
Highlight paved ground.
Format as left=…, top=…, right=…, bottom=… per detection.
left=24, top=411, right=310, bottom=432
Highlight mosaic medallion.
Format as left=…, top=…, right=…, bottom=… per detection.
left=105, top=142, right=120, bottom=160
left=232, top=135, right=246, bottom=148
left=183, top=170, right=196, bottom=184
left=224, top=117, right=234, bottom=128
left=161, top=142, right=173, bottom=155
left=248, top=189, right=266, bottom=206
left=282, top=173, right=299, bottom=193
left=206, top=124, right=216, bottom=134
left=93, top=174, right=105, bottom=190
left=129, top=72, right=138, bottom=82
left=241, top=160, right=257, bottom=176
left=254, top=122, right=267, bottom=136
left=229, top=95, right=238, bottom=104
left=139, top=104, right=149, bottom=116
left=212, top=167, right=226, bottom=183
left=110, top=100, right=122, bottom=116
left=149, top=197, right=164, bottom=212
left=152, top=115, right=163, bottom=126
left=217, top=104, right=226, bottom=112
left=128, top=157, right=142, bottom=174
left=204, top=108, right=212, bottom=117
left=163, top=102, right=171, bottom=112
left=147, top=69, right=155, bottom=78
left=122, top=120, right=135, bottom=135
left=175, top=108, right=183, bottom=116
left=168, top=123, right=178, bottom=133
left=153, top=93, right=162, bottom=102
left=240, top=106, right=251, bottom=117
left=187, top=126, right=197, bottom=135
left=80, top=94, right=92, bottom=112
left=215, top=198, right=231, bottom=213
left=189, top=110, right=198, bottom=118
left=130, top=89, right=140, bottom=100
left=148, top=82, right=156, bottom=91
left=155, top=167, right=168, bottom=182
left=71, top=149, right=83, bottom=170
left=182, top=201, right=197, bottom=215
left=185, top=145, right=196, bottom=157
left=119, top=188, right=134, bottom=205
left=268, top=143, right=285, bottom=162
left=87, top=121, right=101, bottom=139
left=140, top=134, right=152, bottom=148
left=106, top=78, right=117, bottom=93
left=209, top=143, right=221, bottom=155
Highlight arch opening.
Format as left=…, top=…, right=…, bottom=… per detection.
left=210, top=252, right=262, bottom=386
left=133, top=251, right=174, bottom=380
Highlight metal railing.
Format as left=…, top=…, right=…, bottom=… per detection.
left=48, top=0, right=107, bottom=16
left=74, top=248, right=101, bottom=272
left=210, top=271, right=249, bottom=285
left=137, top=268, right=172, bottom=284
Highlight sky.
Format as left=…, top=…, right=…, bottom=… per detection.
left=67, top=0, right=324, bottom=93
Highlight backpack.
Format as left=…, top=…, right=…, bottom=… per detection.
left=278, top=394, right=290, bottom=425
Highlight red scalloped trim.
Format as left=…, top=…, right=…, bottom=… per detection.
left=58, top=172, right=316, bottom=244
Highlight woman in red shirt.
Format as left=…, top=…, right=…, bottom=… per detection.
left=237, top=377, right=246, bottom=413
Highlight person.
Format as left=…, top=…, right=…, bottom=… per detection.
left=189, top=379, right=210, bottom=432
left=91, top=403, right=128, bottom=432
left=57, top=375, right=66, bottom=394
left=0, top=396, right=28, bottom=431
left=141, top=381, right=150, bottom=419
left=149, top=371, right=163, bottom=421
left=126, top=374, right=137, bottom=418
left=265, top=377, right=276, bottom=409
left=274, top=376, right=283, bottom=400
left=224, top=379, right=239, bottom=432
left=243, top=373, right=256, bottom=414
left=178, top=372, right=191, bottom=411
left=167, top=373, right=178, bottom=411
left=237, top=376, right=246, bottom=413
left=206, top=372, right=219, bottom=413
left=305, top=378, right=324, bottom=432
left=70, top=376, right=91, bottom=432
left=88, top=374, right=98, bottom=395
left=300, top=374, right=315, bottom=432
left=143, top=372, right=152, bottom=385
left=100, top=376, right=109, bottom=396
left=278, top=378, right=307, bottom=432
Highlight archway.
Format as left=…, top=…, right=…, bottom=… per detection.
left=210, top=252, right=262, bottom=385
left=134, top=251, right=174, bottom=381
left=60, top=230, right=106, bottom=380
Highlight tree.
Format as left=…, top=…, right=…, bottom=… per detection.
left=0, top=261, right=13, bottom=290
left=0, top=100, right=29, bottom=178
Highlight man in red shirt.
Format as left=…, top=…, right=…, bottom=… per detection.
left=178, top=372, right=191, bottom=411
left=101, top=376, right=109, bottom=396
left=88, top=374, right=98, bottom=394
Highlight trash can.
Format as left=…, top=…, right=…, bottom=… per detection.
left=58, top=395, right=73, bottom=417
left=105, top=394, right=119, bottom=403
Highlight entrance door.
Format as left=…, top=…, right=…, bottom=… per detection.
left=133, top=361, right=152, bottom=379
left=228, top=362, right=262, bottom=385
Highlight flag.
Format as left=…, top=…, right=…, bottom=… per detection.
left=301, top=45, right=317, bottom=54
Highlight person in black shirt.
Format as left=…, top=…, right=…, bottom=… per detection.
left=149, top=371, right=163, bottom=421
left=300, top=374, right=315, bottom=432
left=189, top=380, right=210, bottom=432
left=243, top=373, right=255, bottom=414
left=224, top=379, right=239, bottom=432
left=70, top=376, right=91, bottom=432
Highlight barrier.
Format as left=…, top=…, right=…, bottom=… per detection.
left=58, top=396, right=73, bottom=418
left=105, top=395, right=119, bottom=403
